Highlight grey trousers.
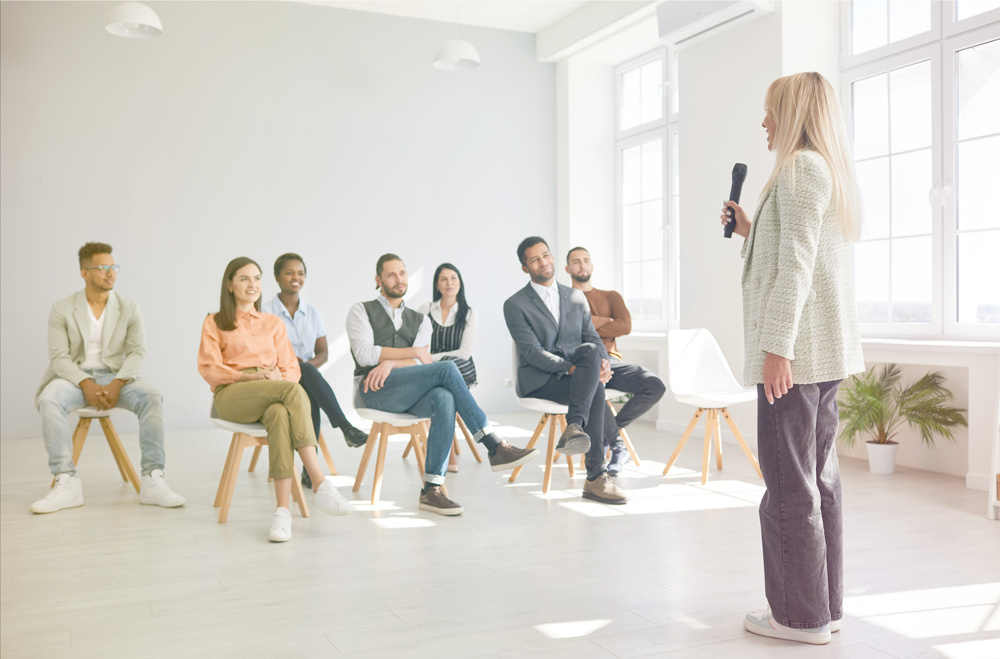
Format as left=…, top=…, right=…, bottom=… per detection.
left=756, top=379, right=843, bottom=629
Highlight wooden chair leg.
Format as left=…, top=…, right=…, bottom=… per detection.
left=248, top=445, right=262, bottom=472
left=371, top=425, right=392, bottom=505
left=509, top=414, right=548, bottom=483
left=100, top=417, right=140, bottom=492
left=557, top=415, right=575, bottom=478
left=721, top=408, right=763, bottom=479
left=456, top=414, right=482, bottom=463
left=353, top=424, right=381, bottom=492
left=607, top=400, right=642, bottom=465
left=663, top=409, right=704, bottom=475
left=452, top=431, right=461, bottom=456
left=700, top=410, right=715, bottom=485
left=410, top=426, right=427, bottom=478
left=290, top=467, right=310, bottom=518
left=317, top=432, right=337, bottom=475
left=713, top=409, right=724, bottom=470
left=54, top=418, right=92, bottom=486
left=219, top=436, right=248, bottom=523
left=542, top=415, right=559, bottom=494
left=215, top=434, right=239, bottom=507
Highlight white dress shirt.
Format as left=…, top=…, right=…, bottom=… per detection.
left=530, top=280, right=560, bottom=325
left=416, top=301, right=477, bottom=362
left=346, top=295, right=432, bottom=368
left=80, top=306, right=108, bottom=371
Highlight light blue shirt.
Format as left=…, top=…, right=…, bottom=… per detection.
left=261, top=295, right=327, bottom=361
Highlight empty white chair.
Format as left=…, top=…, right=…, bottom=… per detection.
left=351, top=387, right=430, bottom=505
left=508, top=344, right=577, bottom=493
left=663, top=328, right=762, bottom=484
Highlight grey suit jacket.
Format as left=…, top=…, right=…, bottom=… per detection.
left=36, top=290, right=147, bottom=402
left=740, top=150, right=864, bottom=386
left=503, top=282, right=609, bottom=396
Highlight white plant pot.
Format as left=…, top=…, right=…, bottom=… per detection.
left=865, top=441, right=899, bottom=474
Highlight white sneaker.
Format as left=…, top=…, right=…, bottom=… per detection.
left=268, top=507, right=292, bottom=542
left=30, top=474, right=84, bottom=514
left=830, top=619, right=841, bottom=633
left=743, top=609, right=831, bottom=645
left=139, top=470, right=186, bottom=507
left=312, top=479, right=353, bottom=515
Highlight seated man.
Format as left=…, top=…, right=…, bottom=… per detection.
left=262, top=252, right=369, bottom=488
left=565, top=246, right=666, bottom=475
left=347, top=253, right=539, bottom=515
left=504, top=237, right=628, bottom=504
left=31, top=242, right=185, bottom=514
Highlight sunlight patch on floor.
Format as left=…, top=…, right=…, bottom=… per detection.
left=534, top=619, right=612, bottom=639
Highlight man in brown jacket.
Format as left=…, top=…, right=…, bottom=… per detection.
left=566, top=247, right=665, bottom=475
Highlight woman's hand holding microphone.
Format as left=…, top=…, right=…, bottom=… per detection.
left=721, top=201, right=751, bottom=239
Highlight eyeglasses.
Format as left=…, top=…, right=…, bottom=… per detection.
left=83, top=265, right=120, bottom=273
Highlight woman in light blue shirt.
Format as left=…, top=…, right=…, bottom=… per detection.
left=262, top=253, right=369, bottom=488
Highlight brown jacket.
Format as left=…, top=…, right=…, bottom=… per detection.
left=582, top=288, right=631, bottom=360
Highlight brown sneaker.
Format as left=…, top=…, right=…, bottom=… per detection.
left=582, top=473, right=629, bottom=505
left=489, top=441, right=541, bottom=472
left=556, top=423, right=591, bottom=455
left=419, top=486, right=463, bottom=516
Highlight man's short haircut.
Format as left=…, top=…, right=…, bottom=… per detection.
left=517, top=237, right=549, bottom=266
left=566, top=246, right=589, bottom=264
left=274, top=252, right=306, bottom=278
left=376, top=253, right=404, bottom=278
left=78, top=242, right=113, bottom=268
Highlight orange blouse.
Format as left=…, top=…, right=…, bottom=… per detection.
left=198, top=309, right=301, bottom=392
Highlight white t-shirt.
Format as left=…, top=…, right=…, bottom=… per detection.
left=80, top=306, right=107, bottom=371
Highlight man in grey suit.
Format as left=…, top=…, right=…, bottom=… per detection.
left=504, top=237, right=628, bottom=504
left=31, top=242, right=185, bottom=514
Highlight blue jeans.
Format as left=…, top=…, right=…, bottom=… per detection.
left=359, top=361, right=490, bottom=485
left=37, top=369, right=166, bottom=477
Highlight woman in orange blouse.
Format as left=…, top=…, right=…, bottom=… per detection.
left=198, top=257, right=353, bottom=542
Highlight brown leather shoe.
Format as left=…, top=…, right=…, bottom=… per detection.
left=556, top=423, right=591, bottom=455
left=582, top=473, right=628, bottom=505
left=419, top=486, right=463, bottom=516
left=489, top=441, right=540, bottom=472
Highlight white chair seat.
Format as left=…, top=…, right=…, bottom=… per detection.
left=605, top=388, right=627, bottom=401
left=75, top=406, right=115, bottom=418
left=674, top=388, right=756, bottom=409
left=355, top=408, right=429, bottom=424
left=515, top=395, right=568, bottom=415
left=210, top=417, right=266, bottom=434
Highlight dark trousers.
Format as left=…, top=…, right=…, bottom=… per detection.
left=298, top=362, right=349, bottom=439
left=605, top=362, right=666, bottom=446
left=757, top=379, right=844, bottom=629
left=527, top=343, right=615, bottom=480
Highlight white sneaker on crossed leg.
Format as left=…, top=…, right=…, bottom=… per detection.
left=30, top=474, right=84, bottom=514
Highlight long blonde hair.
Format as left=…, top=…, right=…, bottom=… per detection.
left=761, top=72, right=863, bottom=241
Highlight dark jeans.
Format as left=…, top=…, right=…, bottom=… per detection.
left=605, top=362, right=666, bottom=446
left=298, top=362, right=349, bottom=439
left=757, top=379, right=844, bottom=629
left=526, top=343, right=615, bottom=480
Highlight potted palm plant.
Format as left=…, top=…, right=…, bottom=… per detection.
left=838, top=364, right=968, bottom=474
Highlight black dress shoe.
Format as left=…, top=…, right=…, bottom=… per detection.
left=343, top=425, right=369, bottom=448
left=555, top=423, right=591, bottom=456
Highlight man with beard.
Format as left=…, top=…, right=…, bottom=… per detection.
left=565, top=246, right=665, bottom=475
left=346, top=253, right=539, bottom=515
left=503, top=237, right=628, bottom=504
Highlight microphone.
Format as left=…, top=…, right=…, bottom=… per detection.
left=724, top=163, right=748, bottom=239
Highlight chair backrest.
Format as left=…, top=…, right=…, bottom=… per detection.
left=667, top=328, right=742, bottom=396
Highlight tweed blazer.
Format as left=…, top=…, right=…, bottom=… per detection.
left=504, top=282, right=609, bottom=396
left=740, top=150, right=864, bottom=386
left=36, top=290, right=147, bottom=402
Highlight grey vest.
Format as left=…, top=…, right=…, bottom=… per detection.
left=352, top=300, right=424, bottom=377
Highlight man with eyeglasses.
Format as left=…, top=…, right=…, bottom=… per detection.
left=31, top=242, right=185, bottom=514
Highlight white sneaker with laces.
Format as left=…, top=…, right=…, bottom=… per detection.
left=268, top=507, right=292, bottom=542
left=743, top=609, right=831, bottom=645
left=30, top=474, right=84, bottom=514
left=312, top=478, right=353, bottom=515
left=830, top=619, right=841, bottom=633
left=139, top=469, right=186, bottom=507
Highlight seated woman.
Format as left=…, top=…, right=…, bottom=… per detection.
left=418, top=263, right=477, bottom=473
left=262, top=253, right=368, bottom=489
left=198, top=257, right=353, bottom=542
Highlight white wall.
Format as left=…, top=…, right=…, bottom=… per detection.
left=0, top=1, right=555, bottom=438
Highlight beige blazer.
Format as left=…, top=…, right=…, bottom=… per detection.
left=740, top=150, right=864, bottom=386
left=36, top=290, right=147, bottom=401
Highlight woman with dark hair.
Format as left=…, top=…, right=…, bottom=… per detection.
left=418, top=263, right=477, bottom=472
left=198, top=257, right=353, bottom=542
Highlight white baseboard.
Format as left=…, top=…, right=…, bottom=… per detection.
left=966, top=473, right=990, bottom=492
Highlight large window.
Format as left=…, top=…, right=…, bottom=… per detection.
left=843, top=1, right=1000, bottom=338
left=615, top=48, right=678, bottom=330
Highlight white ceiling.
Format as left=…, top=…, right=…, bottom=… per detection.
left=298, top=1, right=592, bottom=34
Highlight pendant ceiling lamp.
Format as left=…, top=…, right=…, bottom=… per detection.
left=433, top=2, right=479, bottom=71
left=106, top=1, right=163, bottom=38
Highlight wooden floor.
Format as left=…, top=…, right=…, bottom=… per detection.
left=2, top=412, right=998, bottom=658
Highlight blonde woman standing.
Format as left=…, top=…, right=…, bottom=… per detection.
left=722, top=72, right=864, bottom=645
